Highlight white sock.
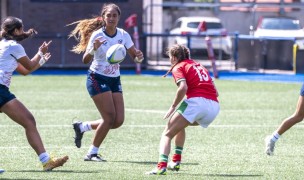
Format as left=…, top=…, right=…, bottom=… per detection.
left=80, top=122, right=92, bottom=133
left=87, top=145, right=99, bottom=155
left=39, top=152, right=50, bottom=164
left=271, top=132, right=280, bottom=142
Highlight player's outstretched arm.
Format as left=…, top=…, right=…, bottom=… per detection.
left=16, top=41, right=52, bottom=75
left=16, top=52, right=51, bottom=75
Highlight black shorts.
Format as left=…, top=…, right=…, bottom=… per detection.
left=86, top=70, right=122, bottom=97
left=0, top=84, right=16, bottom=108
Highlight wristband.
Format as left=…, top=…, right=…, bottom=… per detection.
left=39, top=57, right=46, bottom=66
left=37, top=51, right=44, bottom=58
left=88, top=48, right=95, bottom=55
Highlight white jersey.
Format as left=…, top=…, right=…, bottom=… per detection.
left=0, top=39, right=26, bottom=87
left=86, top=27, right=134, bottom=77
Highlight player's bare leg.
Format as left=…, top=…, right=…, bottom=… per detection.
left=1, top=99, right=68, bottom=170
left=1, top=99, right=46, bottom=155
left=265, top=95, right=304, bottom=155
left=168, top=129, right=185, bottom=171
left=277, top=96, right=304, bottom=135
left=84, top=92, right=124, bottom=161
left=147, top=113, right=189, bottom=175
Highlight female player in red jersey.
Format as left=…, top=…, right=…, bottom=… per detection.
left=147, top=44, right=220, bottom=175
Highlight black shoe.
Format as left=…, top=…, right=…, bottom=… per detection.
left=73, top=121, right=84, bottom=148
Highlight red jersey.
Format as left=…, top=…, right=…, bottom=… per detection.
left=172, top=59, right=218, bottom=102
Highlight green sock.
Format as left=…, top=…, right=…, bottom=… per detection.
left=175, top=146, right=183, bottom=155
left=158, top=154, right=168, bottom=163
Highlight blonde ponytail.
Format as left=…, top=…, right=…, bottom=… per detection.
left=67, top=17, right=104, bottom=54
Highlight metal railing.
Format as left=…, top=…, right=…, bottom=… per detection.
left=25, top=32, right=301, bottom=73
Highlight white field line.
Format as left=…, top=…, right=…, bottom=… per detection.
left=29, top=109, right=272, bottom=113
left=0, top=124, right=304, bottom=128
left=28, top=108, right=166, bottom=114
left=1, top=108, right=303, bottom=128
left=125, top=108, right=165, bottom=114
left=0, top=146, right=79, bottom=149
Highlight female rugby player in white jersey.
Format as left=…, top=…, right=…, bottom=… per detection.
left=0, top=16, right=68, bottom=171
left=265, top=83, right=304, bottom=156
left=69, top=3, right=143, bottom=161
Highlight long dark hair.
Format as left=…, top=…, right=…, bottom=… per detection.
left=0, top=16, right=37, bottom=41
left=68, top=3, right=121, bottom=54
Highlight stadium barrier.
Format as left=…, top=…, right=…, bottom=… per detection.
left=21, top=33, right=142, bottom=69
left=235, top=34, right=296, bottom=71
left=23, top=32, right=302, bottom=73
left=142, top=32, right=233, bottom=71
left=296, top=49, right=304, bottom=74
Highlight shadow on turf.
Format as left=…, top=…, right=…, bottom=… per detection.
left=111, top=160, right=199, bottom=166
left=0, top=179, right=36, bottom=180
left=165, top=173, right=263, bottom=177
left=204, top=174, right=263, bottom=177
left=10, top=170, right=101, bottom=174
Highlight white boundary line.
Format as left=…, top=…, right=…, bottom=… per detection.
left=25, top=108, right=282, bottom=112
left=0, top=124, right=304, bottom=128
left=26, top=108, right=166, bottom=114
left=126, top=108, right=165, bottom=114
left=0, top=146, right=78, bottom=149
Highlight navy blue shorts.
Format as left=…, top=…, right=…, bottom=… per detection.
left=86, top=70, right=122, bottom=97
left=0, top=84, right=16, bottom=108
left=300, top=83, right=304, bottom=96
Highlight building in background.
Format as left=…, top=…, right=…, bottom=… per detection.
left=0, top=0, right=143, bottom=68
left=0, top=0, right=304, bottom=68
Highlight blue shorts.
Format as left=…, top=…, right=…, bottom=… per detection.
left=300, top=83, right=304, bottom=96
left=86, top=70, right=122, bottom=97
left=0, top=84, right=16, bottom=108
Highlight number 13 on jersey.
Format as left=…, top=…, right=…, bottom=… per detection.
left=192, top=64, right=209, bottom=82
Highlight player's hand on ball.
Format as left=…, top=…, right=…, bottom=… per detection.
left=134, top=50, right=144, bottom=63
left=163, top=105, right=176, bottom=119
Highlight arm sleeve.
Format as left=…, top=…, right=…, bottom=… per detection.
left=172, top=66, right=186, bottom=85
left=10, top=44, right=27, bottom=60
left=86, top=32, right=98, bottom=52
left=123, top=30, right=134, bottom=49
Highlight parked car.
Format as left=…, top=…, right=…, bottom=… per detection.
left=166, top=16, right=232, bottom=60
left=252, top=16, right=304, bottom=49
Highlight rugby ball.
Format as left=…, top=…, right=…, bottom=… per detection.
left=106, top=44, right=126, bottom=64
